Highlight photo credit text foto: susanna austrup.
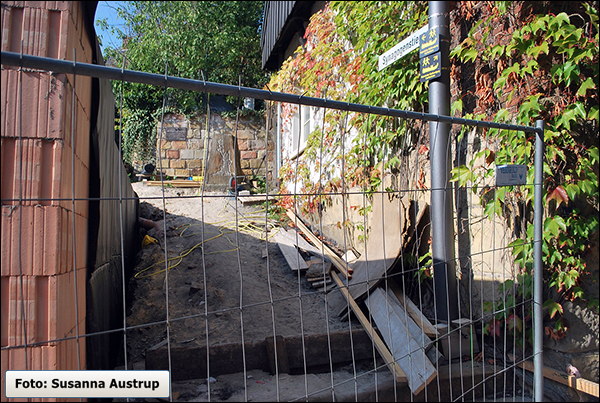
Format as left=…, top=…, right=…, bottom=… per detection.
left=6, top=370, right=170, bottom=398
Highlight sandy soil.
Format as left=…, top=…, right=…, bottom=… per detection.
left=124, top=182, right=351, bottom=369
left=116, top=183, right=529, bottom=402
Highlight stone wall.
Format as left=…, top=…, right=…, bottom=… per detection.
left=157, top=112, right=275, bottom=191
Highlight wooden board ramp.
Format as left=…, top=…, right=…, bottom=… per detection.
left=342, top=192, right=408, bottom=304
left=365, top=287, right=437, bottom=395
left=273, top=230, right=308, bottom=271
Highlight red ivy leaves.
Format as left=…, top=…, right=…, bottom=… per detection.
left=486, top=318, right=502, bottom=338
left=546, top=186, right=568, bottom=207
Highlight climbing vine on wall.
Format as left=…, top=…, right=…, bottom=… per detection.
left=271, top=1, right=598, bottom=347
left=450, top=1, right=599, bottom=344
left=269, top=2, right=429, bottom=216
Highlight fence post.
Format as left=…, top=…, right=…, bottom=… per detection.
left=534, top=119, right=545, bottom=401
left=428, top=0, right=459, bottom=322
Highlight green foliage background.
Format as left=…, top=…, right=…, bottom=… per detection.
left=97, top=1, right=268, bottom=164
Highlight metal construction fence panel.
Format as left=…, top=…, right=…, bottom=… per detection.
left=1, top=51, right=544, bottom=402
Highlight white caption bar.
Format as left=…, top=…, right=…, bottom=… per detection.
left=6, top=370, right=170, bottom=398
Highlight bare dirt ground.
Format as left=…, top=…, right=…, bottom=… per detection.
left=116, top=183, right=540, bottom=402
left=121, top=182, right=358, bottom=400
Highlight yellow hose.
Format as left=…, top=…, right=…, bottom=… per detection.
left=134, top=204, right=280, bottom=279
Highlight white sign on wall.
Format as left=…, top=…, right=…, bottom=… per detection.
left=378, top=25, right=428, bottom=71
left=496, top=164, right=528, bottom=186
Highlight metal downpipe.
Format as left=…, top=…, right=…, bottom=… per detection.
left=428, top=0, right=458, bottom=322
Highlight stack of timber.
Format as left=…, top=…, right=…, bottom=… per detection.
left=305, top=259, right=335, bottom=291
left=237, top=194, right=278, bottom=205
left=145, top=179, right=203, bottom=187
left=285, top=210, right=353, bottom=280
left=287, top=198, right=439, bottom=395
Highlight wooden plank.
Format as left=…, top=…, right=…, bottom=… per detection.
left=365, top=287, right=437, bottom=395
left=274, top=231, right=308, bottom=271
left=381, top=284, right=443, bottom=364
left=238, top=194, right=277, bottom=204
left=508, top=354, right=599, bottom=397
left=278, top=228, right=326, bottom=257
left=387, top=280, right=439, bottom=338
left=382, top=285, right=434, bottom=351
left=286, top=210, right=352, bottom=279
left=146, top=180, right=203, bottom=187
left=330, top=272, right=406, bottom=383
left=307, top=275, right=330, bottom=283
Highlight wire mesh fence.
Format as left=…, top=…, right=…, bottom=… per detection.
left=1, top=51, right=544, bottom=402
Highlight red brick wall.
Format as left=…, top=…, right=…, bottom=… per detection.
left=1, top=1, right=92, bottom=398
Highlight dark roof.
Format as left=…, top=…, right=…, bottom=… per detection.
left=260, top=1, right=316, bottom=71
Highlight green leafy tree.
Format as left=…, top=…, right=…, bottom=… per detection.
left=96, top=1, right=268, bottom=164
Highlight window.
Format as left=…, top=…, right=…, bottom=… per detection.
left=290, top=105, right=314, bottom=158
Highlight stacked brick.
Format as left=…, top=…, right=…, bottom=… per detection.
left=157, top=112, right=275, bottom=186
left=1, top=1, right=92, bottom=398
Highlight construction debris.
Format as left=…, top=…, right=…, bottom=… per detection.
left=285, top=201, right=441, bottom=395
left=285, top=210, right=352, bottom=279
left=278, top=228, right=326, bottom=257
left=365, top=287, right=437, bottom=395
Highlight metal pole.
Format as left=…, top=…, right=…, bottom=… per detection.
left=1, top=51, right=539, bottom=134
left=533, top=119, right=545, bottom=401
left=428, top=1, right=458, bottom=322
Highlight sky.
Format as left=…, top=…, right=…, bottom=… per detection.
left=94, top=1, right=127, bottom=52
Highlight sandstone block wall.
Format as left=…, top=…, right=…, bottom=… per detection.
left=157, top=112, right=275, bottom=191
